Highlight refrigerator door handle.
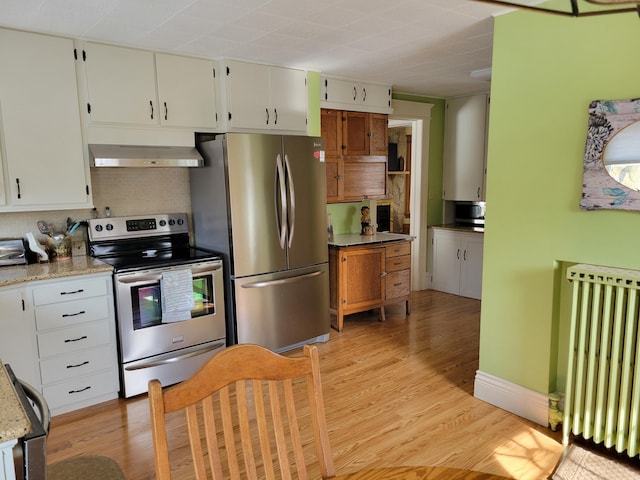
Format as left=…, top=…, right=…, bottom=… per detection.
left=284, top=153, right=295, bottom=248
left=240, top=270, right=324, bottom=288
left=275, top=153, right=287, bottom=249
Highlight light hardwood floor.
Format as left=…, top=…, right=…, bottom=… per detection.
left=46, top=290, right=564, bottom=479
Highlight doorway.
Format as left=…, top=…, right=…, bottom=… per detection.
left=388, top=100, right=433, bottom=291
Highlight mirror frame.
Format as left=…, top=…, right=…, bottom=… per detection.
left=581, top=98, right=640, bottom=211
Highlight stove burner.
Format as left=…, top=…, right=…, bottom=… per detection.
left=88, top=213, right=221, bottom=273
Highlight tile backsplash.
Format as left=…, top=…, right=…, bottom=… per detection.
left=0, top=167, right=191, bottom=241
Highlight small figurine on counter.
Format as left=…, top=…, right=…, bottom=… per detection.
left=361, top=206, right=371, bottom=235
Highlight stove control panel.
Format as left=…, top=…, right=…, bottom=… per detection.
left=88, top=213, right=189, bottom=241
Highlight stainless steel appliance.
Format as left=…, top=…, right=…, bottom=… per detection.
left=7, top=365, right=49, bottom=480
left=88, top=213, right=225, bottom=398
left=454, top=201, right=486, bottom=227
left=190, top=133, right=330, bottom=352
left=0, top=238, right=26, bottom=265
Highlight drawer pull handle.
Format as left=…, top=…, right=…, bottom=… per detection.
left=394, top=282, right=402, bottom=287
left=62, top=310, right=86, bottom=318
left=64, top=335, right=88, bottom=343
left=66, top=361, right=89, bottom=369
left=60, top=289, right=84, bottom=296
left=68, top=386, right=91, bottom=394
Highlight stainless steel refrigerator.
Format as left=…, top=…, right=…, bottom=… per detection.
left=190, top=133, right=330, bottom=352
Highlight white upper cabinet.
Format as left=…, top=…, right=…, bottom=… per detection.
left=81, top=42, right=219, bottom=130
left=0, top=28, right=91, bottom=211
left=320, top=75, right=392, bottom=114
left=224, top=59, right=307, bottom=133
left=83, top=43, right=158, bottom=126
left=155, top=53, right=218, bottom=129
left=442, top=93, right=489, bottom=201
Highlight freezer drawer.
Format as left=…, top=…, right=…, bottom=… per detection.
left=234, top=264, right=330, bottom=352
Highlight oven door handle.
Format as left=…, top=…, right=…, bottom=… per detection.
left=116, top=264, right=221, bottom=284
left=123, top=341, right=226, bottom=371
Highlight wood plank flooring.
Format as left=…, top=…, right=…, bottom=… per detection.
left=46, top=290, right=564, bottom=479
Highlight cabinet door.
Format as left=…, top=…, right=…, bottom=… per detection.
left=369, top=113, right=388, bottom=155
left=325, top=155, right=343, bottom=203
left=342, top=111, right=369, bottom=155
left=225, top=60, right=270, bottom=130
left=269, top=65, right=307, bottom=131
left=0, top=287, right=39, bottom=388
left=361, top=83, right=392, bottom=110
left=156, top=53, right=218, bottom=129
left=460, top=236, right=484, bottom=300
left=321, top=109, right=342, bottom=156
left=84, top=42, right=159, bottom=125
left=323, top=77, right=360, bottom=106
left=341, top=247, right=385, bottom=310
left=343, top=157, right=386, bottom=201
left=431, top=230, right=461, bottom=295
left=0, top=29, right=89, bottom=209
left=443, top=94, right=488, bottom=201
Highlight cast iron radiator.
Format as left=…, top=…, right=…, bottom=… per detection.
left=563, top=263, right=640, bottom=456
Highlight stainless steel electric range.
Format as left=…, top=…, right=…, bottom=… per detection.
left=88, top=213, right=226, bottom=398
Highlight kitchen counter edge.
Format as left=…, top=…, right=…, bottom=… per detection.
left=0, top=362, right=30, bottom=442
left=328, top=232, right=415, bottom=247
left=430, top=224, right=485, bottom=234
left=0, top=256, right=113, bottom=288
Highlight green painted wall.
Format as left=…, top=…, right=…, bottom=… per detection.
left=480, top=10, right=640, bottom=395
left=326, top=93, right=446, bottom=234
left=307, top=71, right=321, bottom=136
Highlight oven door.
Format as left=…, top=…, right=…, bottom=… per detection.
left=114, top=261, right=226, bottom=364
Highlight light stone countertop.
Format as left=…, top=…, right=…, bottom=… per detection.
left=0, top=361, right=30, bottom=442
left=328, top=232, right=414, bottom=247
left=0, top=256, right=113, bottom=288
left=430, top=224, right=485, bottom=234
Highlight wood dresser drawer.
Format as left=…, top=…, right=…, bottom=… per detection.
left=39, top=345, right=114, bottom=384
left=34, top=296, right=110, bottom=330
left=385, top=242, right=411, bottom=258
left=37, top=321, right=111, bottom=358
left=31, top=276, right=110, bottom=306
left=386, top=270, right=411, bottom=299
left=386, top=254, right=411, bottom=273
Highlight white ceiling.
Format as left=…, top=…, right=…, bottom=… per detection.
left=0, top=0, right=511, bottom=98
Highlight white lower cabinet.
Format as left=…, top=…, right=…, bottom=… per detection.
left=430, top=228, right=484, bottom=300
left=29, top=272, right=119, bottom=415
left=0, top=286, right=39, bottom=389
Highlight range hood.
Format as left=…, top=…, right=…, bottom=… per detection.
left=89, top=144, right=204, bottom=167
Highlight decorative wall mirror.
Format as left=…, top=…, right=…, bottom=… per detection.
left=581, top=98, right=640, bottom=211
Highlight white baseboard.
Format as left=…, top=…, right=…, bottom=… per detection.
left=474, top=370, right=550, bottom=427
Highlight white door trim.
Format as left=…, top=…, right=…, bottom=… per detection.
left=390, top=99, right=433, bottom=291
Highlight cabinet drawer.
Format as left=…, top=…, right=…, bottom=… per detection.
left=37, top=321, right=111, bottom=358
left=386, top=255, right=410, bottom=273
left=43, top=369, right=118, bottom=411
left=39, top=345, right=114, bottom=384
left=32, top=277, right=110, bottom=305
left=386, top=269, right=410, bottom=299
left=35, top=296, right=110, bottom=331
left=386, top=242, right=411, bottom=258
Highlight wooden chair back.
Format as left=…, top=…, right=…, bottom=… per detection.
left=148, top=343, right=335, bottom=480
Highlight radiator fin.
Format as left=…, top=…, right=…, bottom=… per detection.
left=564, top=264, right=640, bottom=457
